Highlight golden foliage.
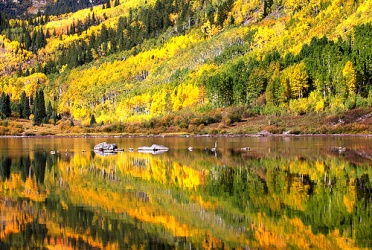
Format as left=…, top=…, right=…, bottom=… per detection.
left=342, top=61, right=357, bottom=96
left=282, top=62, right=309, bottom=99
left=0, top=198, right=35, bottom=240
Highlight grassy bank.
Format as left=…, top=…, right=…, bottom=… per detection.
left=1, top=108, right=372, bottom=137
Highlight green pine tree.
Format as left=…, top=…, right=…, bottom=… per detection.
left=4, top=94, right=11, bottom=118
left=0, top=92, right=11, bottom=119
left=19, top=91, right=31, bottom=119
left=46, top=100, right=53, bottom=120
left=90, top=114, right=97, bottom=127
left=33, top=90, right=46, bottom=125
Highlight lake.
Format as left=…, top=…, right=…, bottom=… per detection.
left=0, top=135, right=371, bottom=249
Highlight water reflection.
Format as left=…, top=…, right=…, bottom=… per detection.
left=0, top=136, right=371, bottom=249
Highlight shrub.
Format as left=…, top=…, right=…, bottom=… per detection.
left=210, top=129, right=219, bottom=134
left=206, top=109, right=222, bottom=123
left=289, top=98, right=308, bottom=115
left=263, top=125, right=282, bottom=134
left=9, top=127, right=23, bottom=135
left=188, top=124, right=197, bottom=133
left=226, top=107, right=244, bottom=123
left=217, top=123, right=226, bottom=131
left=190, top=117, right=203, bottom=126
left=126, top=123, right=140, bottom=133
left=159, top=114, right=174, bottom=127
left=242, top=109, right=255, bottom=118
left=142, top=119, right=155, bottom=129
left=223, top=116, right=232, bottom=125
left=173, top=116, right=183, bottom=126
left=262, top=105, right=283, bottom=116
left=102, top=125, right=114, bottom=132
left=328, top=96, right=346, bottom=114
left=179, top=122, right=188, bottom=129
left=0, top=126, right=6, bottom=135
left=113, top=123, right=126, bottom=133
left=355, top=95, right=368, bottom=108
left=58, top=120, right=72, bottom=131
left=345, top=95, right=356, bottom=110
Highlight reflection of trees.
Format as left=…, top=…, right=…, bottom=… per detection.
left=0, top=154, right=49, bottom=184
left=0, top=157, right=11, bottom=180
left=2, top=221, right=48, bottom=249
left=33, top=152, right=47, bottom=184
left=19, top=156, right=31, bottom=181
left=0, top=196, right=176, bottom=249
left=1, top=147, right=371, bottom=248
left=0, top=153, right=53, bottom=202
left=51, top=150, right=372, bottom=248
left=53, top=204, right=176, bottom=249
left=204, top=158, right=372, bottom=248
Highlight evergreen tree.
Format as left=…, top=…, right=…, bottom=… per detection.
left=90, top=114, right=97, bottom=127
left=0, top=92, right=11, bottom=118
left=33, top=90, right=46, bottom=125
left=19, top=91, right=31, bottom=119
left=23, top=30, right=31, bottom=50
left=46, top=100, right=53, bottom=120
left=33, top=28, right=46, bottom=52
left=0, top=12, right=9, bottom=32
left=5, top=94, right=11, bottom=118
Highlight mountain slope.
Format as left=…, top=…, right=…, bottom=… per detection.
left=1, top=0, right=372, bottom=129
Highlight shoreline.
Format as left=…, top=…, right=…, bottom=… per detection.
left=2, top=132, right=372, bottom=139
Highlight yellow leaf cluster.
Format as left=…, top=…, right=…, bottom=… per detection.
left=342, top=61, right=357, bottom=96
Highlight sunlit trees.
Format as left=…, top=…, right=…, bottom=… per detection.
left=342, top=61, right=357, bottom=96
left=2, top=0, right=372, bottom=126
left=352, top=23, right=372, bottom=96
left=286, top=62, right=309, bottom=99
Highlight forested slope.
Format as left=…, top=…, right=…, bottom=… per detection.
left=0, top=0, right=372, bottom=132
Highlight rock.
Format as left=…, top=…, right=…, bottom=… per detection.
left=138, top=144, right=169, bottom=152
left=94, top=142, right=118, bottom=151
left=257, top=130, right=272, bottom=136
left=94, top=150, right=117, bottom=156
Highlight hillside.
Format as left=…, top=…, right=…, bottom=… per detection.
left=1, top=0, right=372, bottom=135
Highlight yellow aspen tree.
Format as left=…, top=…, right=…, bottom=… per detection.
left=288, top=61, right=309, bottom=99
left=182, top=83, right=200, bottom=108
left=150, top=90, right=167, bottom=115
left=342, top=61, right=357, bottom=96
left=171, top=85, right=183, bottom=111
left=169, top=13, right=179, bottom=32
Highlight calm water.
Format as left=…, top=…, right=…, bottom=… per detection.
left=0, top=136, right=371, bottom=249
